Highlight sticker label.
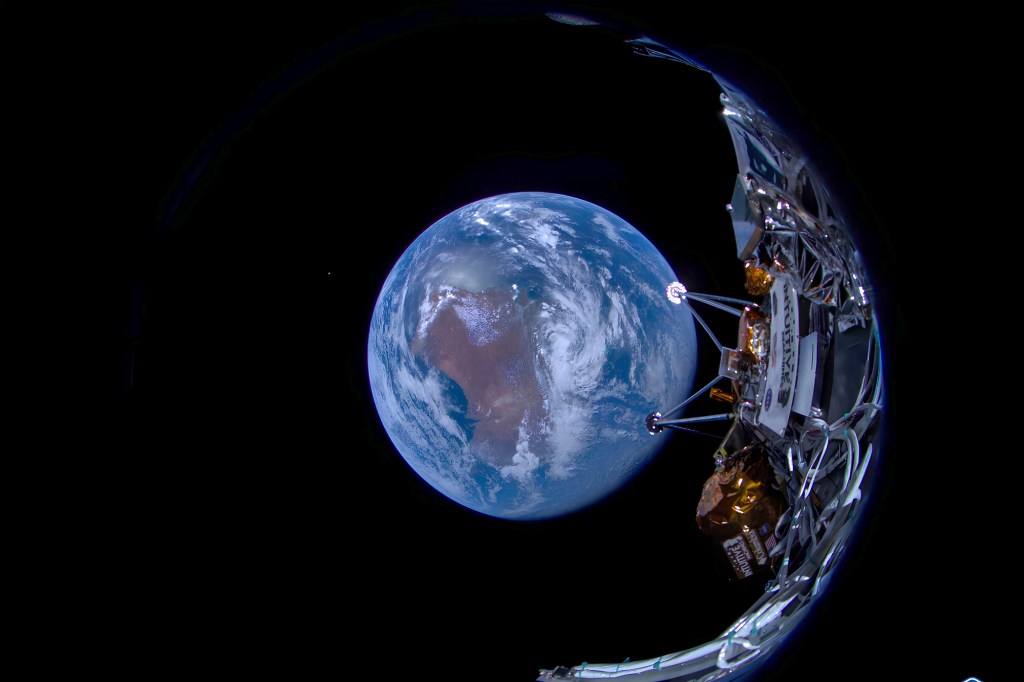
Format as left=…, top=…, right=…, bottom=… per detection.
left=743, top=527, right=768, bottom=565
left=759, top=276, right=799, bottom=435
left=722, top=534, right=755, bottom=579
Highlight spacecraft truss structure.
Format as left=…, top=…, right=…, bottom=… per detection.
left=539, top=37, right=884, bottom=682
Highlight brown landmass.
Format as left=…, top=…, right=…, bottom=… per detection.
left=411, top=289, right=544, bottom=466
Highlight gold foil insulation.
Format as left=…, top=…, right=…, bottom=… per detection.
left=709, top=387, right=736, bottom=404
left=744, top=260, right=775, bottom=296
left=739, top=308, right=769, bottom=361
left=696, top=449, right=787, bottom=580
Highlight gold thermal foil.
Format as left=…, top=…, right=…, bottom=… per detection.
left=739, top=307, right=769, bottom=360
left=696, top=449, right=787, bottom=580
left=709, top=387, right=736, bottom=404
left=744, top=261, right=774, bottom=296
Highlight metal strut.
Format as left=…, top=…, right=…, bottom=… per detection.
left=646, top=284, right=757, bottom=436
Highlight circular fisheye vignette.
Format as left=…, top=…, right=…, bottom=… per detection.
left=530, top=13, right=884, bottom=682
left=132, top=5, right=886, bottom=680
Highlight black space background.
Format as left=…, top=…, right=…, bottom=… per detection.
left=1, top=2, right=1011, bottom=681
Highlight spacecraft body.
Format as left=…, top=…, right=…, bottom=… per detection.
left=540, top=44, right=883, bottom=682
left=697, top=77, right=882, bottom=586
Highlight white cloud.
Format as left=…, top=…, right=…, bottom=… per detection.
left=500, top=423, right=541, bottom=484
left=592, top=211, right=620, bottom=244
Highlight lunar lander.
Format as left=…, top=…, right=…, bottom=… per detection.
left=540, top=37, right=883, bottom=682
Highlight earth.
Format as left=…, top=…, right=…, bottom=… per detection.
left=368, top=192, right=697, bottom=519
